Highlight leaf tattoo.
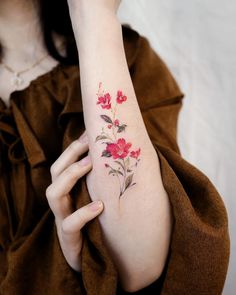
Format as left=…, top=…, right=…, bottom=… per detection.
left=100, top=115, right=113, bottom=123
left=95, top=82, right=141, bottom=198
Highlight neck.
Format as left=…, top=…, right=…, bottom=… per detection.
left=0, top=0, right=46, bottom=65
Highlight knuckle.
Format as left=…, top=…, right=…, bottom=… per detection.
left=61, top=216, right=82, bottom=235
left=45, top=185, right=56, bottom=200
left=71, top=162, right=82, bottom=172
left=79, top=205, right=98, bottom=225
left=61, top=219, right=73, bottom=234
left=69, top=140, right=80, bottom=152
left=65, top=164, right=79, bottom=179
left=50, top=164, right=58, bottom=177
left=66, top=161, right=89, bottom=179
left=78, top=210, right=88, bottom=226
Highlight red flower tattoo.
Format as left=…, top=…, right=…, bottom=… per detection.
left=130, top=148, right=141, bottom=159
left=116, top=90, right=127, bottom=104
left=106, top=138, right=132, bottom=159
left=95, top=82, right=141, bottom=198
left=96, top=93, right=111, bottom=109
left=114, top=119, right=119, bottom=126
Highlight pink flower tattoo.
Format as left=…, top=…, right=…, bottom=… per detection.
left=95, top=82, right=141, bottom=198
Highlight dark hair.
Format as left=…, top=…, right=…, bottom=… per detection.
left=0, top=0, right=79, bottom=66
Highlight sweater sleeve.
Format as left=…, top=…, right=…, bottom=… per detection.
left=121, top=32, right=230, bottom=295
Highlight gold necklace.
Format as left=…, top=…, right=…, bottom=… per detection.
left=0, top=40, right=66, bottom=89
left=0, top=52, right=49, bottom=88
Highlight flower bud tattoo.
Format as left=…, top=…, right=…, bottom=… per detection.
left=95, top=82, right=141, bottom=198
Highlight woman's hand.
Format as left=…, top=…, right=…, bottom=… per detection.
left=45, top=131, right=104, bottom=272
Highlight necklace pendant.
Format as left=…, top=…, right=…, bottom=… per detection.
left=11, top=72, right=24, bottom=88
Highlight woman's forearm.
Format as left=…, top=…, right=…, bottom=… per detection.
left=69, top=6, right=173, bottom=292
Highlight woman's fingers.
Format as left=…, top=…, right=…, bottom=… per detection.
left=61, top=200, right=104, bottom=236
left=50, top=130, right=89, bottom=182
left=46, top=154, right=92, bottom=220
left=45, top=130, right=105, bottom=272
left=55, top=200, right=104, bottom=272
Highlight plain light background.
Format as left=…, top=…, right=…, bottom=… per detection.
left=118, top=1, right=236, bottom=294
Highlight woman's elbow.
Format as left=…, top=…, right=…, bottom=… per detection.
left=120, top=264, right=164, bottom=293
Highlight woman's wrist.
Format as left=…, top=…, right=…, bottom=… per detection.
left=68, top=1, right=119, bottom=34
left=67, top=0, right=120, bottom=17
left=71, top=11, right=121, bottom=51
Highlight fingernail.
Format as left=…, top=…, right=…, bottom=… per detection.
left=88, top=201, right=103, bottom=211
left=79, top=155, right=91, bottom=166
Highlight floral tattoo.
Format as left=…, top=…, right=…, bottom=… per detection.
left=95, top=82, right=141, bottom=198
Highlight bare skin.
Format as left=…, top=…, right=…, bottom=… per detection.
left=0, top=0, right=64, bottom=105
